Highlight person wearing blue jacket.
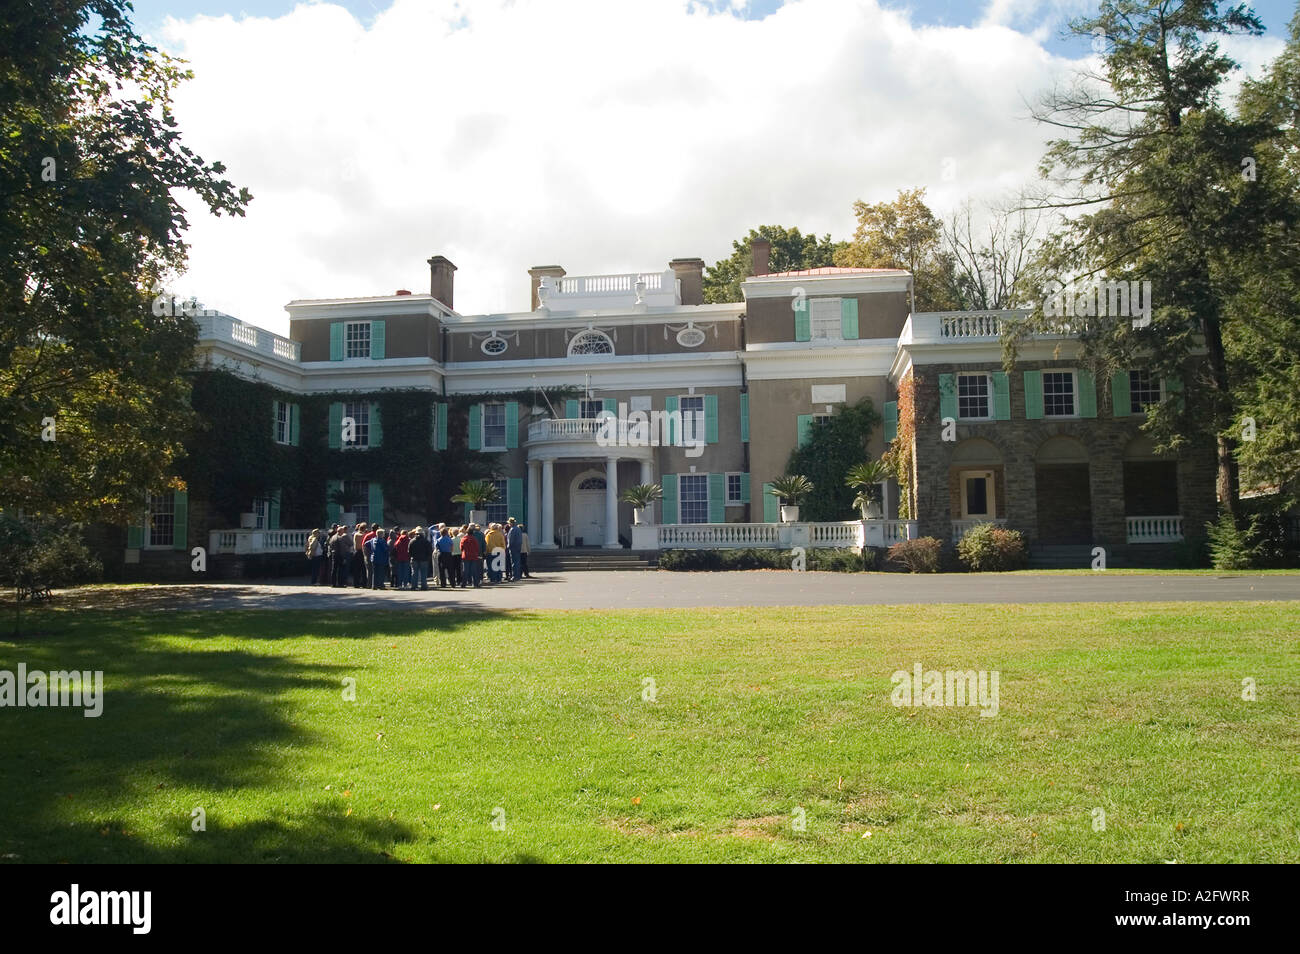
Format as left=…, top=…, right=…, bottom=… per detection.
left=367, top=528, right=389, bottom=590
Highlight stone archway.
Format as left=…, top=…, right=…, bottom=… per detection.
left=1034, top=436, right=1091, bottom=544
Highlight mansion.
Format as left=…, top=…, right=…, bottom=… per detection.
left=122, top=239, right=1215, bottom=574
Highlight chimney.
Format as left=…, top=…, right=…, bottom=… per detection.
left=427, top=255, right=456, bottom=309
left=670, top=257, right=706, bottom=306
left=528, top=265, right=566, bottom=311
left=751, top=237, right=771, bottom=277
left=395, top=289, right=412, bottom=296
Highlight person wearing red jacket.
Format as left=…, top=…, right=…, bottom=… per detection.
left=459, top=527, right=482, bottom=588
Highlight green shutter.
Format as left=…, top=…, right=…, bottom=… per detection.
left=883, top=401, right=898, bottom=443
left=565, top=399, right=579, bottom=419
left=268, top=490, right=281, bottom=531
left=704, top=394, right=718, bottom=443
left=370, top=402, right=382, bottom=447
left=762, top=482, right=777, bottom=522
left=328, top=402, right=343, bottom=449
left=1024, top=371, right=1044, bottom=420
left=794, top=298, right=811, bottom=341
left=797, top=414, right=813, bottom=448
left=840, top=297, right=859, bottom=339
left=505, top=401, right=519, bottom=449
left=661, top=474, right=678, bottom=523
left=1112, top=371, right=1131, bottom=418
left=708, top=473, right=725, bottom=523
left=171, top=489, right=188, bottom=550
left=290, top=403, right=300, bottom=445
left=665, top=396, right=679, bottom=445
left=992, top=373, right=1011, bottom=421
left=435, top=403, right=448, bottom=450
left=127, top=521, right=143, bottom=549
left=739, top=472, right=751, bottom=504
left=507, top=477, right=522, bottom=519
left=272, top=401, right=280, bottom=441
left=370, top=320, right=385, bottom=359
left=329, top=322, right=344, bottom=361
left=325, top=479, right=341, bottom=525
left=1077, top=369, right=1097, bottom=418
left=468, top=403, right=482, bottom=450
left=602, top=398, right=616, bottom=413
left=368, top=483, right=384, bottom=526
left=938, top=373, right=958, bottom=421
left=740, top=393, right=750, bottom=443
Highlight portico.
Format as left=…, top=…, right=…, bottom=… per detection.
left=526, top=418, right=653, bottom=549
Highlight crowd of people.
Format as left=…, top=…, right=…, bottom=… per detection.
left=303, top=519, right=532, bottom=590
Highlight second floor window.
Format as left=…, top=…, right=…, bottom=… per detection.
left=1043, top=371, right=1076, bottom=417
left=809, top=298, right=843, bottom=341
left=579, top=399, right=604, bottom=419
left=482, top=403, right=507, bottom=450
left=345, top=321, right=371, bottom=359
left=274, top=400, right=290, bottom=444
left=344, top=401, right=370, bottom=447
left=1130, top=369, right=1161, bottom=413
left=958, top=373, right=991, bottom=420
left=680, top=396, right=705, bottom=443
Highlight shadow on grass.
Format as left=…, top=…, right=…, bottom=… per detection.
left=0, top=608, right=529, bottom=863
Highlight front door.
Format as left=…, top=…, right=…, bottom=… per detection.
left=570, top=475, right=606, bottom=546
left=960, top=470, right=995, bottom=520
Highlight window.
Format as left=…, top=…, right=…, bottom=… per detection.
left=579, top=399, right=604, bottom=419
left=679, top=395, right=705, bottom=444
left=253, top=496, right=268, bottom=530
left=345, top=321, right=371, bottom=359
left=274, top=401, right=290, bottom=444
left=1129, top=369, right=1161, bottom=414
left=1043, top=371, right=1076, bottom=417
left=481, top=335, right=507, bottom=356
left=147, top=493, right=174, bottom=547
left=482, top=402, right=506, bottom=450
left=809, top=298, right=843, bottom=341
left=813, top=414, right=831, bottom=426
left=679, top=474, right=709, bottom=524
left=344, top=480, right=369, bottom=524
left=485, top=478, right=509, bottom=525
left=960, top=471, right=995, bottom=519
left=568, top=330, right=614, bottom=356
left=726, top=473, right=743, bottom=506
left=343, top=401, right=370, bottom=448
left=957, top=373, right=992, bottom=420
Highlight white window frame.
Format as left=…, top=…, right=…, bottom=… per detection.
left=274, top=400, right=291, bottom=445
left=345, top=321, right=372, bottom=359
left=1042, top=370, right=1078, bottom=419
left=809, top=297, right=843, bottom=342
left=1129, top=369, right=1163, bottom=415
left=567, top=330, right=615, bottom=357
left=485, top=478, right=509, bottom=524
left=725, top=472, right=744, bottom=507
left=144, top=492, right=175, bottom=549
left=343, top=479, right=370, bottom=524
left=481, top=402, right=507, bottom=452
left=678, top=394, right=706, bottom=444
left=578, top=399, right=604, bottom=420
left=678, top=473, right=709, bottom=524
left=342, top=401, right=370, bottom=449
left=959, top=470, right=996, bottom=520
left=956, top=372, right=994, bottom=421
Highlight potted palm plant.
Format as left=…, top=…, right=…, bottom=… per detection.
left=619, top=483, right=662, bottom=525
left=767, top=474, right=813, bottom=523
left=845, top=459, right=891, bottom=519
left=328, top=486, right=363, bottom=526
left=451, top=478, right=499, bottom=526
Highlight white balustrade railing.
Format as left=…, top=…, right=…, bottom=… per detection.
left=195, top=313, right=302, bottom=362
left=951, top=518, right=1007, bottom=539
left=208, top=529, right=311, bottom=555
left=650, top=520, right=916, bottom=551
left=1126, top=515, right=1183, bottom=543
left=809, top=522, right=861, bottom=547
left=658, top=523, right=783, bottom=549
left=528, top=417, right=630, bottom=442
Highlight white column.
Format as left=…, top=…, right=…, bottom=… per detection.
left=539, top=459, right=556, bottom=549
left=526, top=460, right=540, bottom=538
left=639, top=459, right=653, bottom=524
left=604, top=456, right=620, bottom=548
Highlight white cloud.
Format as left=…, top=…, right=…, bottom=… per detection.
left=154, top=0, right=1283, bottom=330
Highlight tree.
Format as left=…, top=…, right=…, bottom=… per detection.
left=942, top=199, right=1044, bottom=310
left=0, top=1, right=251, bottom=524
left=1021, top=0, right=1279, bottom=520
left=834, top=188, right=961, bottom=311
left=785, top=398, right=880, bottom=521
left=703, top=225, right=844, bottom=303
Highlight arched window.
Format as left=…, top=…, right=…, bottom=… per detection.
left=577, top=476, right=607, bottom=490
left=568, top=330, right=614, bottom=357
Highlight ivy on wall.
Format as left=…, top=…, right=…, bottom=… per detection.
left=180, top=370, right=579, bottom=527
left=785, top=397, right=880, bottom=521
left=886, top=373, right=917, bottom=519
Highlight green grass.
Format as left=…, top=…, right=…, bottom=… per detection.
left=2, top=602, right=1298, bottom=863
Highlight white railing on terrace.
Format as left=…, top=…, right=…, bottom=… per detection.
left=208, top=528, right=310, bottom=555
left=1126, top=515, right=1183, bottom=544
left=652, top=520, right=916, bottom=551
left=537, top=269, right=679, bottom=309
left=557, top=272, right=665, bottom=295
left=951, top=518, right=1008, bottom=539
left=905, top=309, right=1087, bottom=345
left=195, top=313, right=301, bottom=362
left=659, top=523, right=783, bottom=548
left=528, top=417, right=630, bottom=442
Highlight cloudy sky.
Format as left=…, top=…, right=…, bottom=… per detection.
left=130, top=0, right=1293, bottom=331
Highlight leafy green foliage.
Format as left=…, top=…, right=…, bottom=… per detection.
left=887, top=537, right=943, bottom=573
left=656, top=547, right=873, bottom=572
left=786, top=398, right=880, bottom=520
left=619, top=484, right=662, bottom=508
left=766, top=474, right=814, bottom=506
left=1206, top=510, right=1259, bottom=570
left=956, top=523, right=1028, bottom=572
left=702, top=225, right=843, bottom=303
left=834, top=188, right=961, bottom=310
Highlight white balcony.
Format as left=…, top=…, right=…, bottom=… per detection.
left=528, top=417, right=620, bottom=442
left=536, top=269, right=679, bottom=312
left=209, top=529, right=310, bottom=555
left=1126, top=515, right=1183, bottom=544
left=644, top=519, right=917, bottom=551
left=195, top=313, right=301, bottom=362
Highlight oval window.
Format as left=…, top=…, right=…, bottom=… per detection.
left=481, top=336, right=507, bottom=356
left=676, top=327, right=706, bottom=348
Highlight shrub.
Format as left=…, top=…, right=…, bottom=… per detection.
left=657, top=547, right=875, bottom=573
left=957, top=523, right=1027, bottom=572
left=1207, top=511, right=1259, bottom=570
left=887, top=537, right=942, bottom=573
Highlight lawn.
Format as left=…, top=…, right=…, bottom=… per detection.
left=1, top=602, right=1297, bottom=863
